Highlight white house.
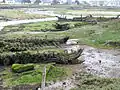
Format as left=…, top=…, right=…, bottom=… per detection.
left=67, top=0, right=72, bottom=4
left=88, top=0, right=106, bottom=6
left=88, top=0, right=120, bottom=7
left=107, top=0, right=120, bottom=7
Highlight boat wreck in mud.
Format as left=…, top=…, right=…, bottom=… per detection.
left=56, top=15, right=97, bottom=25
left=66, top=48, right=84, bottom=64
left=0, top=48, right=83, bottom=65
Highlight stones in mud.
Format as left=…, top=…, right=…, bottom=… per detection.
left=78, top=56, right=85, bottom=63
left=12, top=84, right=40, bottom=90
left=0, top=15, right=11, bottom=21
left=98, top=60, right=101, bottom=64
left=0, top=78, right=3, bottom=86
left=66, top=39, right=78, bottom=45
left=87, top=68, right=91, bottom=71
left=63, top=82, right=66, bottom=85
left=0, top=78, right=4, bottom=90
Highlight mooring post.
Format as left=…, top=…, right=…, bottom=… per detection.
left=81, top=14, right=83, bottom=21
left=41, top=65, right=46, bottom=90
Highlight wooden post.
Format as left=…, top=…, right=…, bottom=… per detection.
left=41, top=65, right=46, bottom=90
left=45, top=35, right=47, bottom=40
left=81, top=14, right=83, bottom=21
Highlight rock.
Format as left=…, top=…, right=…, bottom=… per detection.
left=98, top=60, right=101, bottom=64
left=38, top=88, right=41, bottom=90
left=78, top=56, right=85, bottom=63
left=63, top=82, right=66, bottom=85
left=66, top=39, right=78, bottom=45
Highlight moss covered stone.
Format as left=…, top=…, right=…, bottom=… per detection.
left=12, top=64, right=34, bottom=73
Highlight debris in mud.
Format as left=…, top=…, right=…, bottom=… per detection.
left=105, top=41, right=120, bottom=47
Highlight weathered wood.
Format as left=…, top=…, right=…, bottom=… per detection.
left=41, top=65, right=46, bottom=90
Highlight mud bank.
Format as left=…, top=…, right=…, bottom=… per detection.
left=82, top=47, right=120, bottom=78
left=63, top=40, right=120, bottom=78
left=38, top=79, right=75, bottom=90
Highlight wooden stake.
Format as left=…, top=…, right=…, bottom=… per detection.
left=41, top=65, right=46, bottom=90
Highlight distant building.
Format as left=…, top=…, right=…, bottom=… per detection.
left=42, top=0, right=51, bottom=3
left=40, top=0, right=51, bottom=4
left=89, top=0, right=120, bottom=7
left=67, top=0, right=72, bottom=4
left=89, top=0, right=106, bottom=6
left=107, top=0, right=120, bottom=7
